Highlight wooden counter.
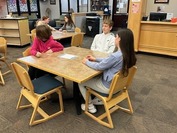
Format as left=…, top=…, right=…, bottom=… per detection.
left=139, top=21, right=177, bottom=56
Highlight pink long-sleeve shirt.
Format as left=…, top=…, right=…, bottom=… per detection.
left=30, top=36, right=64, bottom=56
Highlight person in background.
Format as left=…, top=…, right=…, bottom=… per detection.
left=58, top=14, right=76, bottom=47
left=59, top=14, right=76, bottom=32
left=90, top=19, right=115, bottom=54
left=78, top=28, right=137, bottom=113
left=29, top=25, right=64, bottom=80
left=36, top=16, right=56, bottom=31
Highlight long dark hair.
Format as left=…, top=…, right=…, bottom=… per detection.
left=117, top=28, right=137, bottom=76
left=63, top=14, right=75, bottom=29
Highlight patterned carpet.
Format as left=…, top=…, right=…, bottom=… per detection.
left=0, top=35, right=177, bottom=133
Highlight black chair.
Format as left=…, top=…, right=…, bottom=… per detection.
left=28, top=19, right=38, bottom=31
left=49, top=19, right=61, bottom=30
left=28, top=20, right=35, bottom=32
left=49, top=19, right=56, bottom=27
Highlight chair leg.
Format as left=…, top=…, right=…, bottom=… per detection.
left=16, top=93, right=32, bottom=110
left=16, top=93, right=23, bottom=110
left=0, top=59, right=11, bottom=85
left=29, top=98, right=41, bottom=126
left=29, top=89, right=64, bottom=126
left=126, top=91, right=133, bottom=114
left=0, top=70, right=5, bottom=85
left=0, top=58, right=11, bottom=75
left=118, top=90, right=133, bottom=114
left=57, top=89, right=64, bottom=113
left=102, top=102, right=114, bottom=128
left=85, top=90, right=114, bottom=128
left=85, top=89, right=90, bottom=112
left=3, top=60, right=11, bottom=75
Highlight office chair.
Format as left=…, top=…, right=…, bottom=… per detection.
left=84, top=66, right=137, bottom=128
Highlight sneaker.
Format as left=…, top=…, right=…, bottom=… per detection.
left=81, top=103, right=97, bottom=114
left=92, top=97, right=103, bottom=105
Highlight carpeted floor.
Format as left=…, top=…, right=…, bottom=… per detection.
left=0, top=35, right=177, bottom=133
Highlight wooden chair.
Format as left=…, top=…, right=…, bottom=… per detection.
left=11, top=62, right=64, bottom=126
left=23, top=47, right=31, bottom=57
left=75, top=27, right=81, bottom=33
left=84, top=66, right=137, bottom=128
left=22, top=47, right=31, bottom=70
left=71, top=33, right=84, bottom=47
left=31, top=29, right=36, bottom=42
left=0, top=37, right=11, bottom=85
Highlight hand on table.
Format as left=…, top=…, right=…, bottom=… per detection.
left=86, top=55, right=96, bottom=61
left=36, top=52, right=42, bottom=58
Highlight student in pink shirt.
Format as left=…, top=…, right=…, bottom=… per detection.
left=29, top=25, right=64, bottom=80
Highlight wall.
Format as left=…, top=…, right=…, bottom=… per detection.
left=146, top=0, right=177, bottom=17
left=40, top=1, right=60, bottom=19
left=0, top=0, right=8, bottom=18
left=0, top=0, right=114, bottom=19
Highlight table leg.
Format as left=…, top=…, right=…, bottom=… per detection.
left=73, top=82, right=81, bottom=115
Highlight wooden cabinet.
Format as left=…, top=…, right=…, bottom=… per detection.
left=139, top=21, right=177, bottom=56
left=0, top=18, right=30, bottom=46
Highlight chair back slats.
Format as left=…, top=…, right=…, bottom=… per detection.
left=75, top=27, right=81, bottom=33
left=11, top=62, right=34, bottom=93
left=31, top=29, right=36, bottom=42
left=71, top=33, right=84, bottom=47
left=107, top=66, right=137, bottom=100
left=23, top=47, right=31, bottom=57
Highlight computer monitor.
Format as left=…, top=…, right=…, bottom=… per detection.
left=149, top=12, right=167, bottom=21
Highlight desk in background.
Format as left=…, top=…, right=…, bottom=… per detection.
left=27, top=31, right=84, bottom=47
left=52, top=31, right=84, bottom=40
left=27, top=31, right=77, bottom=40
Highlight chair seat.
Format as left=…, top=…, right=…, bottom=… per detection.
left=32, top=75, right=63, bottom=94
left=94, top=90, right=121, bottom=97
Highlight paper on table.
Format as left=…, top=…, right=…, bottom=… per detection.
left=59, top=54, right=77, bottom=59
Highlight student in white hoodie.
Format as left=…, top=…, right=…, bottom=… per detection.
left=90, top=19, right=116, bottom=105
left=90, top=19, right=115, bottom=54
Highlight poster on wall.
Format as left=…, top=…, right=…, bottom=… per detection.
left=132, top=3, right=140, bottom=13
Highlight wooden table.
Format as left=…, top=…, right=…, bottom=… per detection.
left=17, top=47, right=108, bottom=114
left=52, top=31, right=77, bottom=40
left=27, top=31, right=84, bottom=40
